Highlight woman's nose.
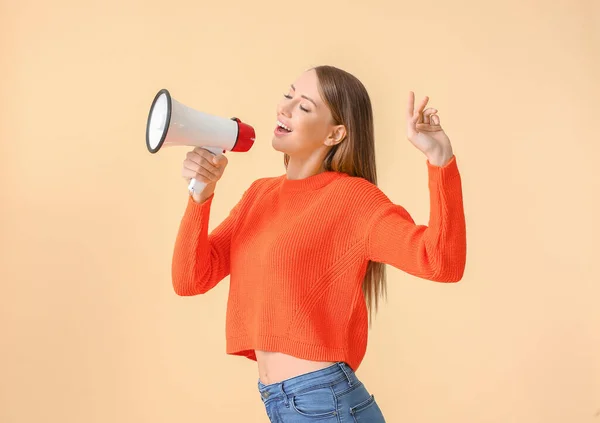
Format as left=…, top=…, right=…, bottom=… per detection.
left=278, top=102, right=292, bottom=117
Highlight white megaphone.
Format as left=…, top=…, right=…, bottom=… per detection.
left=145, top=88, right=255, bottom=193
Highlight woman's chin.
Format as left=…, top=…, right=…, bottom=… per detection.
left=271, top=137, right=288, bottom=153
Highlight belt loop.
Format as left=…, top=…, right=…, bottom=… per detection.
left=279, top=383, right=290, bottom=408
left=338, top=362, right=354, bottom=387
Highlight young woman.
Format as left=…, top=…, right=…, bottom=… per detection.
left=173, top=65, right=466, bottom=422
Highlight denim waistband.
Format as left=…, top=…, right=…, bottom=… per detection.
left=257, top=362, right=359, bottom=400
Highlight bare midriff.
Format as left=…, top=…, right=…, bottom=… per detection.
left=255, top=350, right=336, bottom=385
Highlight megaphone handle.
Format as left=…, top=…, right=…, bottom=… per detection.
left=188, top=146, right=226, bottom=193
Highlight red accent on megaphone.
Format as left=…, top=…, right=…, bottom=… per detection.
left=231, top=117, right=255, bottom=152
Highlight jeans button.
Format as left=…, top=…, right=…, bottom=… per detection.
left=261, top=391, right=270, bottom=398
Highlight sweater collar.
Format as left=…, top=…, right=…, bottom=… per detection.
left=279, top=170, right=348, bottom=193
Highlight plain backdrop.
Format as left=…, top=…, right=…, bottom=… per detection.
left=1, top=0, right=599, bottom=422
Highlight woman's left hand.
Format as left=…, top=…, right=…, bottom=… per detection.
left=406, top=91, right=454, bottom=167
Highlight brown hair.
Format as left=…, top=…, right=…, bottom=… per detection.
left=284, top=65, right=387, bottom=324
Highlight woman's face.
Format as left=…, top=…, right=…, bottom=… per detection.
left=272, top=69, right=344, bottom=158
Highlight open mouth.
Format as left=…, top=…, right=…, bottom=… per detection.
left=275, top=120, right=292, bottom=135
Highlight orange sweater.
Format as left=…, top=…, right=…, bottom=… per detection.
left=172, top=155, right=466, bottom=371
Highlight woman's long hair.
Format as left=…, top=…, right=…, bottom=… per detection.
left=284, top=65, right=386, bottom=324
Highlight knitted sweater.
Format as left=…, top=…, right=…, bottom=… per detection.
left=171, top=155, right=466, bottom=371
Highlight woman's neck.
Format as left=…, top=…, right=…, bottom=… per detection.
left=285, top=152, right=328, bottom=180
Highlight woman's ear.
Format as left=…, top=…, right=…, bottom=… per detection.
left=325, top=125, right=347, bottom=146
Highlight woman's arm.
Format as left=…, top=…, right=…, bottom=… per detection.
left=171, top=192, right=243, bottom=296
left=365, top=156, right=466, bottom=282
left=364, top=91, right=467, bottom=281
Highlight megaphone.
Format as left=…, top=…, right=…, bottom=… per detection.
left=145, top=88, right=255, bottom=193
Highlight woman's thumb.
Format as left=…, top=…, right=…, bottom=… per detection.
left=213, top=153, right=226, bottom=166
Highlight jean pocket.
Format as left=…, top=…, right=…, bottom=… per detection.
left=350, top=394, right=385, bottom=422
left=290, top=386, right=338, bottom=419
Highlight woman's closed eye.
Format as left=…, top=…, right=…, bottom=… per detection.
left=283, top=94, right=310, bottom=112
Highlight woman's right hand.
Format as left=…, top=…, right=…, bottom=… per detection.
left=182, top=147, right=229, bottom=203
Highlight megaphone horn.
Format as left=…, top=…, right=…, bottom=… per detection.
left=145, top=88, right=255, bottom=193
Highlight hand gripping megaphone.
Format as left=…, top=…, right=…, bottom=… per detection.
left=145, top=89, right=255, bottom=193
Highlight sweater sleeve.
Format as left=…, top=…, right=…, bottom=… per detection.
left=365, top=155, right=466, bottom=282
left=171, top=192, right=245, bottom=296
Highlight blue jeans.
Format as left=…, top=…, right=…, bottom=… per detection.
left=258, top=362, right=386, bottom=422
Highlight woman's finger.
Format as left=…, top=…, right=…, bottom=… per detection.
left=213, top=154, right=228, bottom=168
left=182, top=167, right=198, bottom=180
left=186, top=151, right=202, bottom=166
left=423, top=107, right=436, bottom=125
left=183, top=165, right=215, bottom=183
left=192, top=147, right=217, bottom=160
left=198, top=159, right=221, bottom=178
left=187, top=154, right=221, bottom=175
left=186, top=149, right=215, bottom=165
left=416, top=96, right=429, bottom=121
left=407, top=91, right=415, bottom=121
left=184, top=159, right=220, bottom=179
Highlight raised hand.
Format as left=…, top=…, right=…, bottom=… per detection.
left=406, top=91, right=454, bottom=167
left=182, top=147, right=229, bottom=203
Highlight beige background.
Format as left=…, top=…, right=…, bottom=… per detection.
left=1, top=0, right=599, bottom=422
